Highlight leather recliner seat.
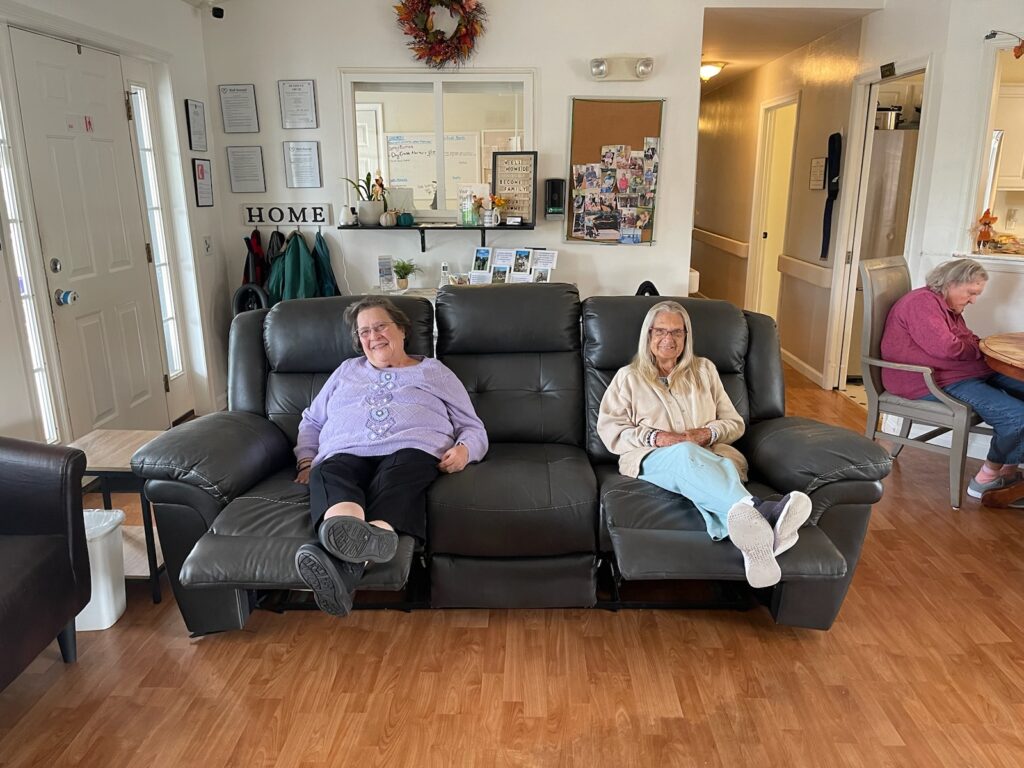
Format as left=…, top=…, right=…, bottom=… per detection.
left=132, top=285, right=891, bottom=635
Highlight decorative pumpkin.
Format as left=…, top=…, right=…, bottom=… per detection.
left=397, top=211, right=415, bottom=227
left=379, top=210, right=399, bottom=227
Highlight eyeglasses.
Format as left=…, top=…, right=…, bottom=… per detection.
left=650, top=327, right=685, bottom=339
left=356, top=321, right=397, bottom=340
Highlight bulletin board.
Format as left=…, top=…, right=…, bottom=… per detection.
left=566, top=97, right=664, bottom=245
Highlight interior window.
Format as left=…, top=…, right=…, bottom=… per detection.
left=978, top=49, right=1024, bottom=255
left=346, top=73, right=531, bottom=217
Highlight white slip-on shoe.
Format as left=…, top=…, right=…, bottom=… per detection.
left=727, top=502, right=782, bottom=588
left=769, top=492, right=813, bottom=556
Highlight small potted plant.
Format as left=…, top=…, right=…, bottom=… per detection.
left=393, top=259, right=421, bottom=290
left=344, top=171, right=387, bottom=226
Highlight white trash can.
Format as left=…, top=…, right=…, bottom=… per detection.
left=76, top=509, right=127, bottom=631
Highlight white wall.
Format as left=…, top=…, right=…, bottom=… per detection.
left=198, top=0, right=704, bottom=299
left=0, top=0, right=225, bottom=440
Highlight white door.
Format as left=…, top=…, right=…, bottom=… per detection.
left=11, top=28, right=169, bottom=437
left=747, top=97, right=798, bottom=319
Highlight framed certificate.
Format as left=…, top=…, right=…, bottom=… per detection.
left=184, top=99, right=207, bottom=151
left=284, top=141, right=322, bottom=189
left=192, top=158, right=213, bottom=207
left=218, top=83, right=259, bottom=134
left=226, top=146, right=266, bottom=193
left=278, top=79, right=317, bottom=129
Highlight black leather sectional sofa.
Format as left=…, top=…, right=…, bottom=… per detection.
left=132, top=284, right=891, bottom=636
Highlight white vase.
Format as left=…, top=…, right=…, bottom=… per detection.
left=357, top=201, right=385, bottom=227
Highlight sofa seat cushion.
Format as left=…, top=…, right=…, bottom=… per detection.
left=593, top=465, right=777, bottom=551
left=599, top=471, right=847, bottom=581
left=179, top=469, right=413, bottom=591
left=428, top=443, right=598, bottom=557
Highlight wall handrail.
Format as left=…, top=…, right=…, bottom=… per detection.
left=691, top=227, right=749, bottom=259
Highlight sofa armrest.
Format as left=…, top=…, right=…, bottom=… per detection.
left=0, top=436, right=86, bottom=536
left=738, top=416, right=892, bottom=495
left=131, top=412, right=292, bottom=505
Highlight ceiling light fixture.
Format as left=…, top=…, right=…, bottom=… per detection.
left=984, top=30, right=1024, bottom=59
left=699, top=62, right=726, bottom=82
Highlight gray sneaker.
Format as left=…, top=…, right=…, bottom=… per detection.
left=967, top=474, right=1018, bottom=499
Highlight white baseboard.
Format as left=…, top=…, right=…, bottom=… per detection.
left=781, top=348, right=826, bottom=388
left=879, top=415, right=991, bottom=461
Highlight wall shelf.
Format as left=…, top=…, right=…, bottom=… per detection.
left=337, top=223, right=536, bottom=252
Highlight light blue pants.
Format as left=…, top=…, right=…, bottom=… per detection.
left=638, top=442, right=750, bottom=541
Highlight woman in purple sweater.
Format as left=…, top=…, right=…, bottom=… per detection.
left=293, top=296, right=488, bottom=617
left=881, top=258, right=1024, bottom=508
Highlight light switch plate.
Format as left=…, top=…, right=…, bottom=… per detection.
left=202, top=235, right=213, bottom=255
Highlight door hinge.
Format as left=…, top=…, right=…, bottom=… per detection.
left=125, top=92, right=133, bottom=121
left=846, top=250, right=853, bottom=265
left=163, top=374, right=170, bottom=393
left=145, top=242, right=153, bottom=263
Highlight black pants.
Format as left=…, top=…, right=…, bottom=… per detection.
left=309, top=449, right=439, bottom=542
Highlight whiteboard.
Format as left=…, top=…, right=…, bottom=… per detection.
left=385, top=132, right=480, bottom=207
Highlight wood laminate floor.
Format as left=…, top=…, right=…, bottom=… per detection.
left=2, top=367, right=1023, bottom=767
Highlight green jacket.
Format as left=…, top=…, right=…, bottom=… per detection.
left=266, top=231, right=318, bottom=305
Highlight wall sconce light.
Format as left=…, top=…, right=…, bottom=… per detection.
left=699, top=62, right=726, bottom=82
left=985, top=30, right=1024, bottom=58
left=589, top=56, right=655, bottom=81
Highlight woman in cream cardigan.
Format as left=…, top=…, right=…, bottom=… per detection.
left=597, top=301, right=812, bottom=588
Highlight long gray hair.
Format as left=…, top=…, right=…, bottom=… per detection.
left=629, top=301, right=705, bottom=391
left=925, top=258, right=988, bottom=295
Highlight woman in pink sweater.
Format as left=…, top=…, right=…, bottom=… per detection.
left=880, top=258, right=1024, bottom=507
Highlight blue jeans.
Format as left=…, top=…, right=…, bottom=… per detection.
left=925, top=373, right=1024, bottom=465
left=638, top=442, right=749, bottom=541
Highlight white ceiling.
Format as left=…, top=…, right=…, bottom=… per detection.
left=701, top=7, right=876, bottom=93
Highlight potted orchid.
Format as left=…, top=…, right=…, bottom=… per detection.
left=344, top=171, right=388, bottom=226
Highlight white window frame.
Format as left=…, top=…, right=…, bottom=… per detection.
left=339, top=69, right=535, bottom=221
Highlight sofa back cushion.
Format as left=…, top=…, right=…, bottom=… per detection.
left=227, top=295, right=435, bottom=444
left=436, top=283, right=584, bottom=446
left=581, top=296, right=784, bottom=463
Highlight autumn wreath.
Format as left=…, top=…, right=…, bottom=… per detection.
left=395, top=0, right=486, bottom=69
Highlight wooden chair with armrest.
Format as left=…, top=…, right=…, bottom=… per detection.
left=859, top=257, right=993, bottom=509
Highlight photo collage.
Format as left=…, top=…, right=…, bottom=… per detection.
left=469, top=247, right=557, bottom=285
left=571, top=138, right=659, bottom=244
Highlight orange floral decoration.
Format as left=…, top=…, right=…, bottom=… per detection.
left=394, top=0, right=486, bottom=69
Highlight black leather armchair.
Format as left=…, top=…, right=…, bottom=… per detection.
left=582, top=296, right=893, bottom=629
left=0, top=436, right=91, bottom=691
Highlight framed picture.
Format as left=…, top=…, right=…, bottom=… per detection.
left=226, top=146, right=266, bottom=193
left=218, top=83, right=259, bottom=133
left=192, top=159, right=213, bottom=207
left=283, top=141, right=322, bottom=189
left=278, top=79, right=317, bottom=129
left=184, top=99, right=207, bottom=151
left=491, top=150, right=537, bottom=225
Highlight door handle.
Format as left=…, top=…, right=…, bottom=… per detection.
left=54, top=289, right=78, bottom=306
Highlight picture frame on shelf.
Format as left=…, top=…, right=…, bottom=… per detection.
left=491, top=150, right=537, bottom=225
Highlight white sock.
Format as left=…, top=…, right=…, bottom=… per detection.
left=739, top=495, right=756, bottom=507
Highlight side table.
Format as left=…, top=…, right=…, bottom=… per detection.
left=68, top=429, right=166, bottom=603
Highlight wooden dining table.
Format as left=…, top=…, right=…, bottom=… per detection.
left=981, top=332, right=1024, bottom=382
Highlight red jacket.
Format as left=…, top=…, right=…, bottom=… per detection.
left=880, top=287, right=992, bottom=399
